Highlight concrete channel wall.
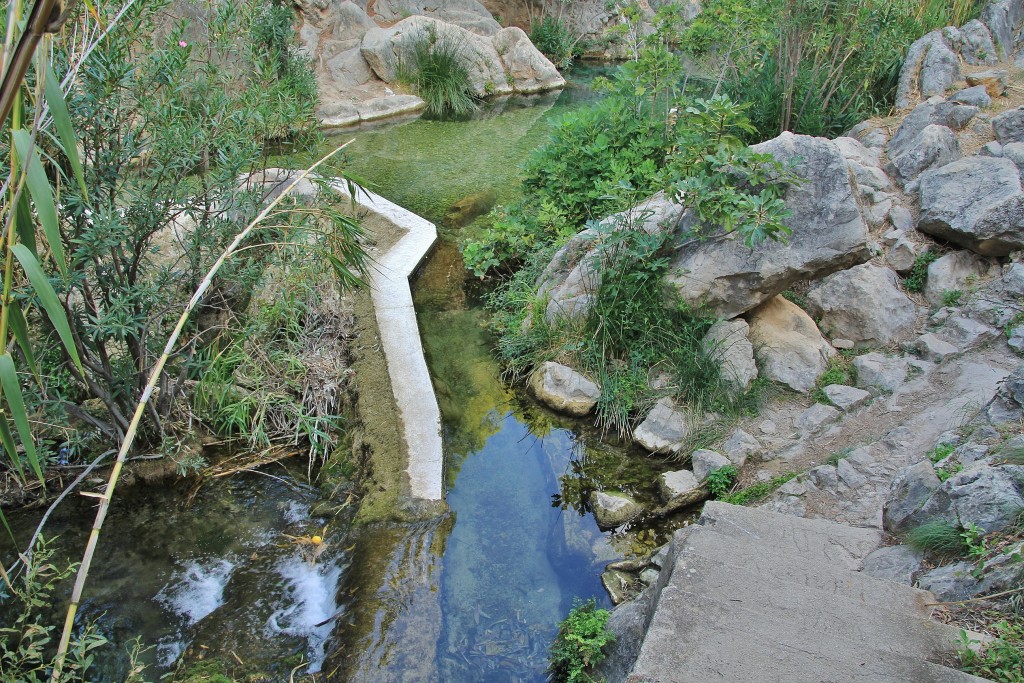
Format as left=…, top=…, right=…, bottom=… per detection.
left=330, top=181, right=445, bottom=504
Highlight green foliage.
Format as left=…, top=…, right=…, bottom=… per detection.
left=721, top=471, right=798, bottom=505
left=929, top=442, right=958, bottom=462
left=0, top=539, right=148, bottom=682
left=397, top=32, right=477, bottom=117
left=811, top=356, right=854, bottom=404
left=548, top=598, right=615, bottom=683
left=530, top=16, right=579, bottom=69
left=959, top=620, right=1024, bottom=682
left=904, top=251, right=940, bottom=292
left=706, top=464, right=738, bottom=498
left=942, top=289, right=965, bottom=307
left=682, top=0, right=983, bottom=138
left=936, top=461, right=963, bottom=482
left=905, top=520, right=970, bottom=556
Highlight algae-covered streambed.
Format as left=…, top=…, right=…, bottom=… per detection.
left=1, top=66, right=684, bottom=681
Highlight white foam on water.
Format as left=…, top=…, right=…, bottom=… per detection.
left=156, top=558, right=235, bottom=626
left=265, top=557, right=342, bottom=673
left=282, top=500, right=311, bottom=525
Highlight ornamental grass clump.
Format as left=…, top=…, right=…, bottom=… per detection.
left=399, top=32, right=478, bottom=117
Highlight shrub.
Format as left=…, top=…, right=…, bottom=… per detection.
left=721, top=471, right=798, bottom=505
left=548, top=598, right=616, bottom=683
left=959, top=620, right=1024, bottom=682
left=905, top=520, right=969, bottom=556
left=904, top=251, right=940, bottom=292
left=398, top=32, right=477, bottom=117
left=530, top=16, right=579, bottom=69
left=707, top=464, right=739, bottom=497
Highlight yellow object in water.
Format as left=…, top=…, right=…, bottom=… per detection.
left=311, top=535, right=323, bottom=545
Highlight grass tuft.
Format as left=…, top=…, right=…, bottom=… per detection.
left=905, top=520, right=969, bottom=556
left=398, top=33, right=478, bottom=117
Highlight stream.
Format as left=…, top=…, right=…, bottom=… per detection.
left=0, top=65, right=681, bottom=681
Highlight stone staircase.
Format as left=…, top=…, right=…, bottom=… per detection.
left=600, top=501, right=990, bottom=683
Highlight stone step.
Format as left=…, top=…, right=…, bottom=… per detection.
left=663, top=550, right=964, bottom=659
left=699, top=500, right=883, bottom=569
left=677, top=525, right=935, bottom=614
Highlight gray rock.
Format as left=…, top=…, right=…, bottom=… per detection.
left=853, top=353, right=909, bottom=391
left=986, top=362, right=1024, bottom=424
left=638, top=568, right=659, bottom=585
left=836, top=458, right=869, bottom=489
left=845, top=120, right=889, bottom=149
left=917, top=465, right=1024, bottom=533
left=959, top=19, right=999, bottom=65
left=885, top=124, right=961, bottom=184
left=601, top=568, right=638, bottom=604
left=895, top=31, right=960, bottom=108
left=590, top=490, right=643, bottom=528
left=914, top=333, right=959, bottom=361
left=691, top=449, right=731, bottom=483
left=795, top=403, right=841, bottom=433
left=633, top=397, right=688, bottom=455
left=886, top=237, right=919, bottom=274
left=1001, top=262, right=1024, bottom=297
left=862, top=545, right=924, bottom=585
left=362, top=0, right=502, bottom=34
left=807, top=464, right=839, bottom=491
left=993, top=105, right=1024, bottom=145
left=890, top=100, right=978, bottom=152
left=1008, top=326, right=1024, bottom=352
left=950, top=85, right=992, bottom=107
left=805, top=263, right=919, bottom=348
left=1003, top=142, right=1024, bottom=167
left=529, top=361, right=600, bottom=416
left=967, top=68, right=1010, bottom=96
left=916, top=561, right=979, bottom=602
left=980, top=0, right=1023, bottom=59
left=882, top=460, right=942, bottom=533
left=823, top=384, right=871, bottom=411
left=889, top=205, right=914, bottom=232
left=746, top=296, right=834, bottom=393
left=759, top=420, right=777, bottom=435
left=666, top=134, right=870, bottom=318
left=918, top=156, right=1024, bottom=257
left=721, top=428, right=761, bottom=467
left=657, top=470, right=708, bottom=507
left=980, top=140, right=1004, bottom=156
left=942, top=316, right=999, bottom=349
left=923, top=251, right=988, bottom=306
left=702, top=319, right=757, bottom=393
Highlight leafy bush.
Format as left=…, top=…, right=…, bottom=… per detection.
left=530, top=16, right=579, bottom=69
left=721, top=471, right=798, bottom=505
left=548, top=598, right=616, bottom=683
left=959, top=620, right=1024, bottom=682
left=707, top=464, right=739, bottom=497
left=929, top=442, right=957, bottom=463
left=904, top=251, right=940, bottom=292
left=398, top=32, right=477, bottom=117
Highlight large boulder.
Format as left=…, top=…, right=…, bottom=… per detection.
left=805, top=263, right=918, bottom=348
left=701, top=319, right=757, bottom=393
left=852, top=353, right=910, bottom=392
left=529, top=361, right=601, bottom=416
left=492, top=27, right=564, bottom=93
left=980, top=0, right=1024, bottom=59
left=884, top=124, right=961, bottom=185
left=957, top=19, right=999, bottom=65
left=918, top=156, right=1024, bottom=256
left=887, top=100, right=978, bottom=152
left=361, top=17, right=513, bottom=97
left=992, top=105, right=1024, bottom=145
left=665, top=133, right=871, bottom=319
left=895, top=31, right=961, bottom=108
left=745, top=296, right=834, bottom=393
left=915, top=465, right=1024, bottom=533
left=361, top=0, right=503, bottom=35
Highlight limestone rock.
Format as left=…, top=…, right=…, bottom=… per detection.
left=862, top=545, right=924, bottom=585
left=822, top=384, right=870, bottom=411
left=985, top=362, right=1024, bottom=424
left=492, top=27, right=565, bottom=93
left=657, top=470, right=708, bottom=508
left=845, top=120, right=888, bottom=149
left=805, top=263, right=918, bottom=348
left=916, top=561, right=979, bottom=602
left=633, top=398, right=688, bottom=455
left=691, top=449, right=731, bottom=483
left=958, top=20, right=999, bottom=65
left=529, top=361, right=600, bottom=416
left=913, top=333, right=959, bottom=361
left=886, top=237, right=918, bottom=274
left=942, top=315, right=999, bottom=349
left=895, top=31, right=960, bottom=107
left=882, top=460, right=942, bottom=534
left=701, top=319, right=757, bottom=393
left=795, top=403, right=841, bottom=433
left=1003, top=142, right=1024, bottom=167
left=950, top=85, right=992, bottom=107
left=916, top=465, right=1024, bottom=533
left=365, top=0, right=502, bottom=35
left=919, top=156, right=1024, bottom=257
left=589, top=491, right=642, bottom=529
left=721, top=429, right=761, bottom=467
left=923, top=251, right=988, bottom=306
left=853, top=353, right=908, bottom=391
left=967, top=69, right=1009, bottom=97
left=884, top=124, right=961, bottom=184
left=980, top=0, right=1023, bottom=59
left=665, top=134, right=870, bottom=318
left=993, top=105, right=1024, bottom=145
left=888, top=100, right=978, bottom=152
left=889, top=205, right=914, bottom=232
left=746, top=296, right=834, bottom=393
